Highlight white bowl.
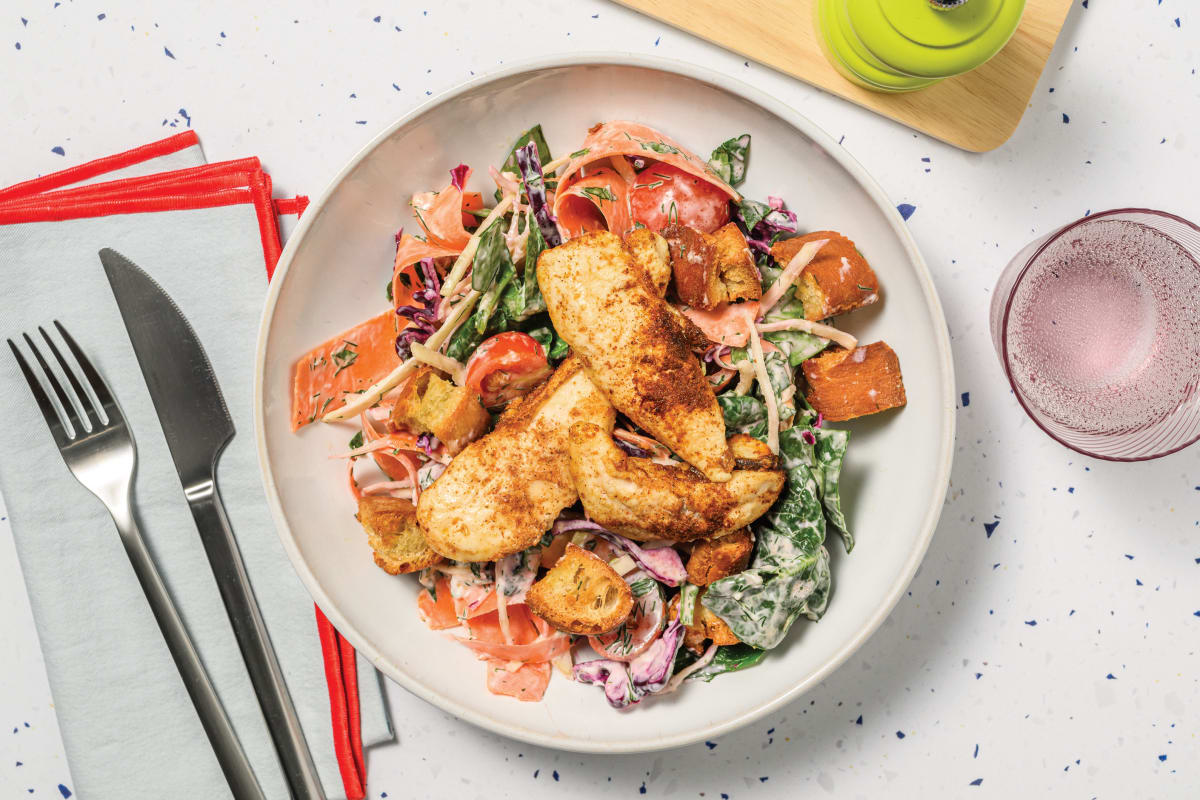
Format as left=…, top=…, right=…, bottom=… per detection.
left=254, top=55, right=955, bottom=753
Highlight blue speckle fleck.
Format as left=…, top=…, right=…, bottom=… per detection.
left=961, top=391, right=970, bottom=406
left=97, top=13, right=106, bottom=20
left=973, top=744, right=979, bottom=758
left=164, top=46, right=175, bottom=59
left=1062, top=113, right=1070, bottom=123
left=1106, top=673, right=1116, bottom=679
left=855, top=715, right=863, bottom=725
left=1124, top=554, right=1134, bottom=560
left=373, top=15, right=381, bottom=22
left=705, top=740, right=717, bottom=749
left=552, top=770, right=559, bottom=782
left=58, top=785, right=72, bottom=799
left=654, top=36, right=661, bottom=46
left=355, top=120, right=367, bottom=125
left=896, top=731, right=906, bottom=739
left=984, top=520, right=999, bottom=538
left=533, top=769, right=539, bottom=778
left=1159, top=754, right=1168, bottom=761
left=178, top=108, right=191, bottom=127
left=639, top=783, right=647, bottom=794
left=897, top=203, right=916, bottom=221
left=51, top=146, right=65, bottom=156
left=1025, top=620, right=1037, bottom=626
left=15, top=42, right=21, bottom=50
left=969, top=778, right=983, bottom=786
left=1174, top=18, right=1180, bottom=27
left=759, top=776, right=769, bottom=782
left=1136, top=579, right=1143, bottom=586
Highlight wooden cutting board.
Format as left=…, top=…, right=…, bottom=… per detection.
left=613, top=0, right=1075, bottom=152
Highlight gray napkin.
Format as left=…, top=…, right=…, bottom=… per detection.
left=0, top=150, right=391, bottom=798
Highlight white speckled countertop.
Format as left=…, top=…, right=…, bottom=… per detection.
left=2, top=1, right=1197, bottom=797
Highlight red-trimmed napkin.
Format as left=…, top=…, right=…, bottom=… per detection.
left=0, top=133, right=389, bottom=799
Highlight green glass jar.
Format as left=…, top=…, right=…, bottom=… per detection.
left=816, top=0, right=1027, bottom=93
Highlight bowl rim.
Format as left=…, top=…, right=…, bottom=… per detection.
left=253, top=52, right=957, bottom=754
left=997, top=207, right=1200, bottom=462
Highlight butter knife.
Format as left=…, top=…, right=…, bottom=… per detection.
left=100, top=248, right=326, bottom=800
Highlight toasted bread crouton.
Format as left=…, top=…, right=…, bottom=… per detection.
left=687, top=528, right=754, bottom=586
left=802, top=341, right=906, bottom=421
left=698, top=601, right=739, bottom=645
left=355, top=496, right=442, bottom=575
left=526, top=544, right=634, bottom=635
left=389, top=366, right=491, bottom=454
left=669, top=588, right=741, bottom=652
left=663, top=223, right=762, bottom=310
left=662, top=223, right=721, bottom=309
left=709, top=223, right=762, bottom=304
left=771, top=231, right=879, bottom=321
left=625, top=228, right=672, bottom=296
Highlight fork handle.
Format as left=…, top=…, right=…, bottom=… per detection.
left=186, top=477, right=327, bottom=800
left=111, top=499, right=267, bottom=800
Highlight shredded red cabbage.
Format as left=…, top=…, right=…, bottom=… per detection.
left=614, top=438, right=653, bottom=459
left=395, top=258, right=442, bottom=359
left=449, top=163, right=470, bottom=191
left=801, top=430, right=817, bottom=446
left=513, top=141, right=562, bottom=247
left=739, top=195, right=799, bottom=255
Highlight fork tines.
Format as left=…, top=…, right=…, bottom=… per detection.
left=8, top=321, right=116, bottom=444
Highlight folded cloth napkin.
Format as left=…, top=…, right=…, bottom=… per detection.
left=0, top=134, right=391, bottom=799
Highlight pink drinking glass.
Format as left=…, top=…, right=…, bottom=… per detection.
left=990, top=208, right=1200, bottom=461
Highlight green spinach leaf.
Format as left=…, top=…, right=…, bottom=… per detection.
left=690, top=644, right=768, bottom=682
left=471, top=218, right=511, bottom=293
left=702, top=427, right=832, bottom=649
left=500, top=213, right=547, bottom=321
left=814, top=427, right=852, bottom=552
left=717, top=394, right=768, bottom=439
left=707, top=134, right=751, bottom=187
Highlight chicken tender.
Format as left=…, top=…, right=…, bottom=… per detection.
left=538, top=231, right=734, bottom=481
left=567, top=423, right=784, bottom=542
left=417, top=356, right=615, bottom=562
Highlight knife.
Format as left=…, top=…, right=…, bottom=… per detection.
left=101, top=248, right=327, bottom=800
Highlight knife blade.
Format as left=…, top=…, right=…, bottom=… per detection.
left=101, top=248, right=327, bottom=800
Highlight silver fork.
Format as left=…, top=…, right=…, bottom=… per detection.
left=8, top=322, right=267, bottom=800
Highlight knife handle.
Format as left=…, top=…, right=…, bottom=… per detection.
left=111, top=494, right=267, bottom=800
left=186, top=476, right=327, bottom=800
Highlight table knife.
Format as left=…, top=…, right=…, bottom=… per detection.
left=100, top=248, right=326, bottom=800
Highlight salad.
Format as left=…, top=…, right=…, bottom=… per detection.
left=291, top=121, right=907, bottom=708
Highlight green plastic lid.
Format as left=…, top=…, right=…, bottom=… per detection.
left=846, top=0, right=1026, bottom=79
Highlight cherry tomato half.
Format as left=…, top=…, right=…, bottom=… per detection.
left=630, top=163, right=731, bottom=234
left=463, top=331, right=552, bottom=407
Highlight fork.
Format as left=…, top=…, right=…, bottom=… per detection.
left=8, top=322, right=266, bottom=800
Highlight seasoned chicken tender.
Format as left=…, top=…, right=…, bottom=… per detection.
left=625, top=228, right=672, bottom=296
left=538, top=231, right=734, bottom=481
left=567, top=423, right=785, bottom=542
left=416, top=356, right=615, bottom=562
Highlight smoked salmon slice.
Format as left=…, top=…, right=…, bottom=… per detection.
left=417, top=578, right=458, bottom=630
left=484, top=659, right=552, bottom=701
left=290, top=309, right=401, bottom=430
left=555, top=166, right=632, bottom=238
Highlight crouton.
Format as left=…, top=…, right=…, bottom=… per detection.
left=663, top=223, right=762, bottom=310
left=686, top=528, right=754, bottom=586
left=669, top=588, right=741, bottom=652
left=526, top=544, right=633, bottom=635
left=625, top=228, right=672, bottom=296
left=355, top=495, right=442, bottom=575
left=709, top=223, right=762, bottom=304
left=770, top=231, right=879, bottom=321
left=662, top=223, right=720, bottom=309
left=389, top=366, right=491, bottom=454
left=802, top=341, right=907, bottom=421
